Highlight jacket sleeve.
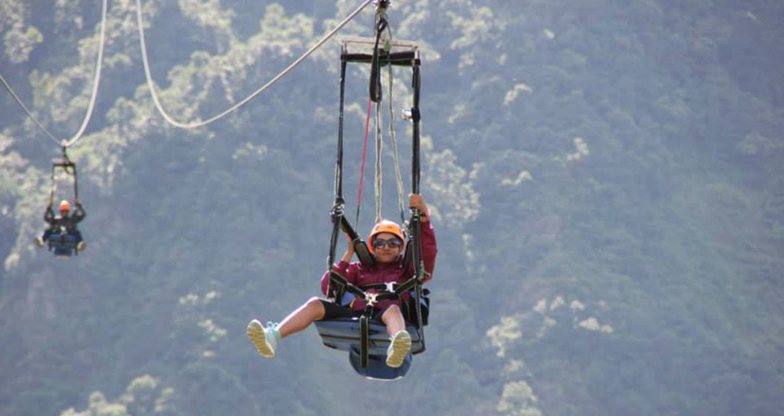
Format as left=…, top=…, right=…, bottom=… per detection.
left=419, top=221, right=438, bottom=283
left=72, top=203, right=86, bottom=222
left=321, top=261, right=360, bottom=296
left=44, top=206, right=55, bottom=224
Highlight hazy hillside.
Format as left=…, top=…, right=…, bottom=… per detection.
left=1, top=1, right=783, bottom=415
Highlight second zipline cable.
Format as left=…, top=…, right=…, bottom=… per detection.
left=1, top=0, right=108, bottom=148
left=135, top=0, right=375, bottom=129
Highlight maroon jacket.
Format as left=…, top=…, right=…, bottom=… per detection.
left=321, top=221, right=437, bottom=311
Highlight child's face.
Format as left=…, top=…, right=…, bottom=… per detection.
left=373, top=232, right=403, bottom=263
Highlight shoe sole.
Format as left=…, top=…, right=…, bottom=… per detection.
left=386, top=331, right=412, bottom=368
left=247, top=320, right=275, bottom=358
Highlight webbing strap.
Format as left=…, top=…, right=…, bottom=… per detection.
left=401, top=234, right=414, bottom=271
left=326, top=60, right=349, bottom=300
left=370, top=6, right=390, bottom=224
left=359, top=315, right=370, bottom=368
left=374, top=99, right=383, bottom=224
left=395, top=278, right=418, bottom=295
left=49, top=146, right=78, bottom=206
left=355, top=97, right=372, bottom=226
left=339, top=216, right=375, bottom=267
left=359, top=277, right=417, bottom=298
left=49, top=164, right=57, bottom=206
left=369, top=13, right=388, bottom=103
left=388, top=58, right=406, bottom=224
left=411, top=65, right=421, bottom=194
left=335, top=60, right=347, bottom=201
left=329, top=272, right=378, bottom=369
left=330, top=271, right=406, bottom=305
left=329, top=271, right=366, bottom=300
left=409, top=64, right=426, bottom=352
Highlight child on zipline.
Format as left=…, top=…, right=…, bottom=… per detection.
left=247, top=194, right=437, bottom=368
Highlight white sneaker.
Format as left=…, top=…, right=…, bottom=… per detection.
left=34, top=237, right=44, bottom=248
left=77, top=241, right=87, bottom=252
left=386, top=330, right=412, bottom=368
left=247, top=319, right=278, bottom=358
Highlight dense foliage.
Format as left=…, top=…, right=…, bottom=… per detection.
left=2, top=0, right=783, bottom=415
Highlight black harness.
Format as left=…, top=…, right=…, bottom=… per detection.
left=324, top=6, right=426, bottom=368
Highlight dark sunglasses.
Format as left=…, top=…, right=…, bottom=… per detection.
left=373, top=237, right=403, bottom=249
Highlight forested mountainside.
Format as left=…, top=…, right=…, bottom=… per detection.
left=1, top=0, right=783, bottom=415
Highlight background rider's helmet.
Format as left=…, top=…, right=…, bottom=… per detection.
left=368, top=220, right=405, bottom=254
left=58, top=200, right=71, bottom=213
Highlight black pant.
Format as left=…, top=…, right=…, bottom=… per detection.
left=318, top=298, right=427, bottom=325
left=319, top=299, right=390, bottom=322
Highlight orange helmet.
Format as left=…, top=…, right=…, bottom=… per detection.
left=368, top=220, right=405, bottom=253
left=58, top=200, right=71, bottom=213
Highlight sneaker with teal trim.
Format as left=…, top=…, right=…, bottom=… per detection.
left=247, top=319, right=278, bottom=358
left=386, top=330, right=411, bottom=368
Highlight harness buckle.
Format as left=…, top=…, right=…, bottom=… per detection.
left=365, top=293, right=379, bottom=306
left=384, top=281, right=397, bottom=293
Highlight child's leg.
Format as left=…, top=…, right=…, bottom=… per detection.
left=380, top=304, right=406, bottom=337
left=248, top=297, right=326, bottom=358
left=381, top=304, right=412, bottom=368
left=277, top=297, right=326, bottom=339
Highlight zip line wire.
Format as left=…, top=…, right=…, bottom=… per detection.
left=135, top=0, right=375, bottom=129
left=1, top=74, right=61, bottom=145
left=0, top=0, right=108, bottom=149
left=2, top=0, right=374, bottom=146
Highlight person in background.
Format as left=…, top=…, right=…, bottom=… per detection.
left=35, top=199, right=87, bottom=252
